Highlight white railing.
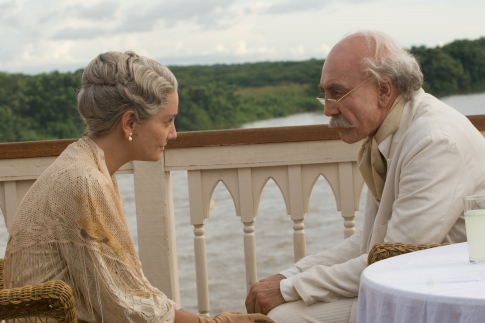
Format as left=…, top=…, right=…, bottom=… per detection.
left=1, top=117, right=484, bottom=317
left=167, top=139, right=364, bottom=317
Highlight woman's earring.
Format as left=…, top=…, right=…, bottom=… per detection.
left=128, top=133, right=133, bottom=141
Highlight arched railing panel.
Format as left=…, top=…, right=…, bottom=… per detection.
left=251, top=166, right=291, bottom=217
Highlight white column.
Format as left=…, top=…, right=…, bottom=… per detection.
left=193, top=224, right=210, bottom=317
left=133, top=159, right=180, bottom=304
left=188, top=170, right=210, bottom=317
left=4, top=181, right=19, bottom=231
left=288, top=165, right=306, bottom=262
left=338, top=162, right=356, bottom=238
left=238, top=168, right=258, bottom=293
left=243, top=221, right=257, bottom=292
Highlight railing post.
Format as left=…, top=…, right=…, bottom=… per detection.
left=188, top=170, right=210, bottom=317
left=338, top=162, right=356, bottom=238
left=193, top=224, right=210, bottom=317
left=243, top=221, right=257, bottom=291
left=238, top=168, right=258, bottom=293
left=288, top=165, right=306, bottom=262
left=133, top=159, right=180, bottom=304
left=3, top=181, right=19, bottom=231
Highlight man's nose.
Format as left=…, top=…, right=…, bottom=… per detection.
left=324, top=102, right=339, bottom=117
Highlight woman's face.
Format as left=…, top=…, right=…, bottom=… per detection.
left=132, top=92, right=178, bottom=161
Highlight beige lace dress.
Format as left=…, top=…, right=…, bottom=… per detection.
left=4, top=137, right=177, bottom=323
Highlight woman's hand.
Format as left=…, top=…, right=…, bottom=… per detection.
left=199, top=311, right=274, bottom=323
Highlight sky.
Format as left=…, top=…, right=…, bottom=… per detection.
left=1, top=0, right=484, bottom=75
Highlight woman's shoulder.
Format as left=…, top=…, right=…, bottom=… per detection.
left=37, top=139, right=111, bottom=193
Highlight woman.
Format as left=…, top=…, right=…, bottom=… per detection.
left=4, top=51, right=273, bottom=323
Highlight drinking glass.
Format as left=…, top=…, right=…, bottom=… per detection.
left=463, top=195, right=485, bottom=264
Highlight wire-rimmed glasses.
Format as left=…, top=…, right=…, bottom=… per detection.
left=316, top=76, right=375, bottom=108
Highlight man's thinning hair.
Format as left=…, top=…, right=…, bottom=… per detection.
left=347, top=31, right=423, bottom=101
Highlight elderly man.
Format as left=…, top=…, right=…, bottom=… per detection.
left=245, top=30, right=485, bottom=323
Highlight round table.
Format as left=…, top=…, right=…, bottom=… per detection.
left=357, top=243, right=485, bottom=323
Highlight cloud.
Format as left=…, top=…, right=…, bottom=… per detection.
left=39, top=1, right=119, bottom=24
left=52, top=27, right=112, bottom=40
left=215, top=44, right=229, bottom=54
left=265, top=0, right=371, bottom=14
left=319, top=43, right=331, bottom=55
left=155, top=0, right=235, bottom=21
left=291, top=44, right=305, bottom=56
left=0, top=0, right=16, bottom=17
left=0, top=1, right=14, bottom=8
left=0, top=0, right=21, bottom=28
left=35, top=0, right=246, bottom=43
left=158, top=51, right=278, bottom=67
left=266, top=0, right=328, bottom=14
left=117, top=0, right=238, bottom=32
left=48, top=0, right=240, bottom=40
left=69, top=1, right=119, bottom=21
left=116, top=11, right=157, bottom=33
left=38, top=1, right=121, bottom=40
left=2, top=0, right=485, bottom=76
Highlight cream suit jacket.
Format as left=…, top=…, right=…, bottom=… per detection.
left=290, top=89, right=485, bottom=305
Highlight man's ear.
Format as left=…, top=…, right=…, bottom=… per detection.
left=120, top=110, right=137, bottom=140
left=378, top=80, right=394, bottom=108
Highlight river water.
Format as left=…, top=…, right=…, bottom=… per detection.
left=0, top=91, right=484, bottom=316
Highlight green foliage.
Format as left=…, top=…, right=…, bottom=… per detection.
left=0, top=70, right=84, bottom=142
left=1, top=37, right=485, bottom=142
left=176, top=82, right=242, bottom=131
left=171, top=59, right=324, bottom=88
left=237, top=84, right=322, bottom=122
left=410, top=46, right=469, bottom=95
left=442, top=38, right=485, bottom=91
left=410, top=37, right=485, bottom=96
left=176, top=82, right=322, bottom=131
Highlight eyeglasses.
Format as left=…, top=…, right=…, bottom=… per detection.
left=316, top=76, right=375, bottom=108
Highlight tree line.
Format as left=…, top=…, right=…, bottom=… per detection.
left=1, top=37, right=484, bottom=143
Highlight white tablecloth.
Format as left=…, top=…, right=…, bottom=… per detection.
left=357, top=243, right=485, bottom=323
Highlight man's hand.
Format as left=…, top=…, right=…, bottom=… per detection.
left=245, top=275, right=286, bottom=315
left=259, top=274, right=285, bottom=282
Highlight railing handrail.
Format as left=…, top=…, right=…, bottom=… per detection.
left=1, top=114, right=484, bottom=160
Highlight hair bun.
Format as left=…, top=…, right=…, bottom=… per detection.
left=77, top=51, right=178, bottom=137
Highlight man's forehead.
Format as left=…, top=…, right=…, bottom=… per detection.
left=320, top=61, right=359, bottom=90
left=320, top=37, right=372, bottom=87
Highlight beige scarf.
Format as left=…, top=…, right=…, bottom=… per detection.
left=4, top=137, right=175, bottom=323
left=358, top=96, right=405, bottom=201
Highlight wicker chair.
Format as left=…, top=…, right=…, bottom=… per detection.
left=0, top=258, right=77, bottom=323
left=368, top=242, right=450, bottom=265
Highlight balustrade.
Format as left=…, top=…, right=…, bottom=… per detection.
left=0, top=117, right=484, bottom=317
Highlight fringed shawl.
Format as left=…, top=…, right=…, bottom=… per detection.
left=4, top=137, right=175, bottom=323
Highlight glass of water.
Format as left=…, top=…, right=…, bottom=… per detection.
left=463, top=195, right=485, bottom=264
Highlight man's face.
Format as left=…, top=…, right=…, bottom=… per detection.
left=319, top=37, right=389, bottom=144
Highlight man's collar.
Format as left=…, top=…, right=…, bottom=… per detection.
left=378, top=135, right=393, bottom=160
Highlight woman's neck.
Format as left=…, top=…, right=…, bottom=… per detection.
left=90, top=133, right=133, bottom=177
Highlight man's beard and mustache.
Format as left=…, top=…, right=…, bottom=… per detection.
left=328, top=114, right=355, bottom=129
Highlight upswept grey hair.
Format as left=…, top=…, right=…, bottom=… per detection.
left=77, top=51, right=178, bottom=137
left=349, top=30, right=423, bottom=101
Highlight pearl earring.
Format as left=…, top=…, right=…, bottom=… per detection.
left=128, top=133, right=133, bottom=141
